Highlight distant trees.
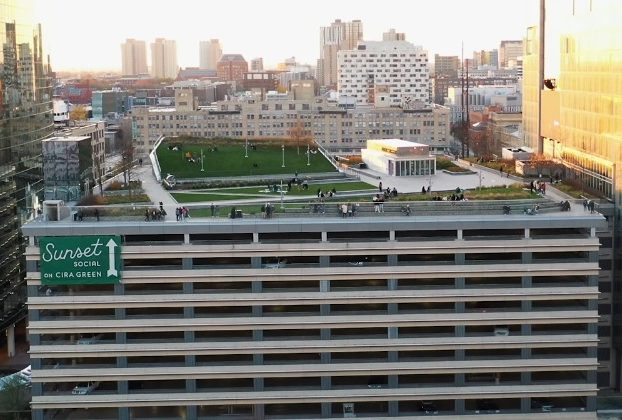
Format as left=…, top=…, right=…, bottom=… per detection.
left=69, top=105, right=88, bottom=122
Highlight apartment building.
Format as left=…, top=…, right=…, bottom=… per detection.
left=217, top=54, right=249, bottom=83
left=131, top=94, right=450, bottom=157
left=337, top=40, right=429, bottom=107
left=318, top=19, right=363, bottom=87
left=121, top=39, right=148, bottom=76
left=24, top=207, right=604, bottom=419
left=151, top=38, right=178, bottom=80
left=199, top=39, right=222, bottom=71
left=499, top=40, right=523, bottom=69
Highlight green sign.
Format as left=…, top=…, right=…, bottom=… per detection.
left=40, top=236, right=122, bottom=285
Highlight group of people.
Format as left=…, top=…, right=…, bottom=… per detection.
left=145, top=208, right=166, bottom=221
left=174, top=206, right=190, bottom=221
left=530, top=180, right=547, bottom=195
left=339, top=203, right=358, bottom=217
left=372, top=194, right=385, bottom=212
left=317, top=188, right=337, bottom=201
left=583, top=199, right=596, bottom=213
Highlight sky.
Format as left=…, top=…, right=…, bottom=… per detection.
left=34, top=0, right=539, bottom=72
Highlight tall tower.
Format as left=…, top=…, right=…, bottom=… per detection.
left=151, top=38, right=178, bottom=79
left=319, top=19, right=363, bottom=88
left=120, top=39, right=147, bottom=75
left=199, top=39, right=222, bottom=70
left=0, top=0, right=54, bottom=351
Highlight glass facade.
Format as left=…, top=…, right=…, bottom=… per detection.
left=0, top=0, right=53, bottom=330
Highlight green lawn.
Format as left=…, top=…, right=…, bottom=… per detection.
left=157, top=140, right=336, bottom=178
left=172, top=193, right=262, bottom=203
left=172, top=181, right=375, bottom=203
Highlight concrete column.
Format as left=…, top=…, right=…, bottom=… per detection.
left=253, top=232, right=259, bottom=243
left=389, top=230, right=395, bottom=241
left=524, top=228, right=530, bottom=238
left=321, top=231, right=327, bottom=242
left=184, top=233, right=190, bottom=244
left=6, top=324, right=15, bottom=357
left=118, top=407, right=130, bottom=420
left=457, top=229, right=463, bottom=240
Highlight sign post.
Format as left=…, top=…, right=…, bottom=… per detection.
left=40, top=235, right=122, bottom=285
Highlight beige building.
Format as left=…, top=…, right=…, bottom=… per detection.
left=199, top=39, right=222, bottom=70
left=290, top=80, right=315, bottom=101
left=151, top=38, right=178, bottom=79
left=131, top=91, right=450, bottom=157
left=382, top=28, right=405, bottom=41
left=318, top=19, right=363, bottom=87
left=499, top=40, right=523, bottom=69
left=120, top=39, right=147, bottom=76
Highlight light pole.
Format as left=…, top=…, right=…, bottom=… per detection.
left=245, top=138, right=248, bottom=158
left=307, top=144, right=311, bottom=166
left=281, top=144, right=285, bottom=168
left=200, top=149, right=204, bottom=172
left=280, top=179, right=284, bottom=209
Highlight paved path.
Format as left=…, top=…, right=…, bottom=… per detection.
left=135, top=161, right=586, bottom=216
left=135, top=165, right=178, bottom=215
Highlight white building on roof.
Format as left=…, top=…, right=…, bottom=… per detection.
left=361, top=139, right=435, bottom=176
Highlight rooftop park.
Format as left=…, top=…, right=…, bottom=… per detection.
left=156, top=137, right=336, bottom=179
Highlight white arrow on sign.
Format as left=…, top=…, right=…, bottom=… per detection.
left=106, top=239, right=118, bottom=277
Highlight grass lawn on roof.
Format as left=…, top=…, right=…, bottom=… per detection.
left=156, top=139, right=336, bottom=178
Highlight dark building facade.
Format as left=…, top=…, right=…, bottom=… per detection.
left=0, top=0, right=53, bottom=350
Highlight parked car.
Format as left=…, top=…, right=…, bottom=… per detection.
left=476, top=400, right=500, bottom=414
left=493, top=327, right=509, bottom=336
left=532, top=398, right=554, bottom=412
left=72, top=381, right=99, bottom=395
left=418, top=401, right=438, bottom=414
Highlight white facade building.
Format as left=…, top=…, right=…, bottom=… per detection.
left=361, top=139, right=436, bottom=176
left=337, top=41, right=429, bottom=107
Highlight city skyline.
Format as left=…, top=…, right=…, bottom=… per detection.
left=35, top=0, right=538, bottom=71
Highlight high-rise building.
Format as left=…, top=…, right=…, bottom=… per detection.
left=337, top=40, right=429, bottom=106
left=472, top=49, right=499, bottom=69
left=499, top=40, right=523, bottom=68
left=0, top=0, right=53, bottom=356
left=151, top=38, right=178, bottom=79
left=199, top=39, right=222, bottom=70
left=382, top=28, right=406, bottom=41
left=250, top=57, right=264, bottom=72
left=318, top=19, right=363, bottom=88
left=24, top=206, right=604, bottom=419
left=120, top=39, right=147, bottom=76
left=523, top=0, right=622, bottom=390
left=434, top=55, right=461, bottom=78
left=216, top=54, right=248, bottom=83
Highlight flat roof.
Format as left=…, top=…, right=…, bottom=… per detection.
left=367, top=139, right=428, bottom=148
left=43, top=136, right=90, bottom=142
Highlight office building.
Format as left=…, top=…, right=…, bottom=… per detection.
left=151, top=38, right=178, bottom=80
left=121, top=39, right=148, bottom=76
left=242, top=71, right=279, bottom=93
left=337, top=40, right=429, bottom=107
left=382, top=28, right=405, bottom=41
left=522, top=0, right=622, bottom=390
left=318, top=19, right=363, bottom=88
left=216, top=54, right=248, bottom=83
left=91, top=90, right=128, bottom=120
left=472, top=49, right=498, bottom=69
left=250, top=57, right=264, bottom=72
left=131, top=93, right=450, bottom=157
left=434, top=55, right=460, bottom=78
left=499, top=40, right=523, bottom=69
left=0, top=0, right=54, bottom=356
left=199, top=39, right=222, bottom=71
left=25, top=204, right=603, bottom=419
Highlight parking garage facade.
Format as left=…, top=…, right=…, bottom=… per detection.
left=23, top=213, right=603, bottom=419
